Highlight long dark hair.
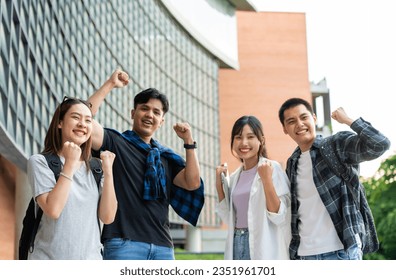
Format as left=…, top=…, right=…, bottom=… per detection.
left=230, top=115, right=268, bottom=161
left=42, top=97, right=93, bottom=169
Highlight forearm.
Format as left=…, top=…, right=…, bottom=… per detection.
left=88, top=79, right=113, bottom=150
left=89, top=70, right=129, bottom=116
left=215, top=175, right=225, bottom=202
left=345, top=118, right=391, bottom=161
left=352, top=118, right=391, bottom=148
left=262, top=178, right=281, bottom=213
left=91, top=120, right=104, bottom=151
left=98, top=172, right=118, bottom=224
left=38, top=168, right=74, bottom=219
left=88, top=79, right=116, bottom=116
left=183, top=149, right=201, bottom=190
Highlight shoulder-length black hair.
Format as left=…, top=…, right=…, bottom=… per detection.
left=230, top=115, right=268, bottom=161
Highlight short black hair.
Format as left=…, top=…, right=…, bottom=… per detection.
left=278, top=98, right=313, bottom=125
left=134, top=88, right=169, bottom=114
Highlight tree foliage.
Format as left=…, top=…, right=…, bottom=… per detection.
left=363, top=154, right=396, bottom=260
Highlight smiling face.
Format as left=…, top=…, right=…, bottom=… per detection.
left=58, top=103, right=93, bottom=146
left=282, top=104, right=317, bottom=152
left=131, top=98, right=165, bottom=143
left=232, top=124, right=263, bottom=168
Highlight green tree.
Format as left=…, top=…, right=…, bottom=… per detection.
left=363, top=154, right=396, bottom=260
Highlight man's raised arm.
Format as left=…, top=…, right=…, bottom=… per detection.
left=88, top=70, right=129, bottom=150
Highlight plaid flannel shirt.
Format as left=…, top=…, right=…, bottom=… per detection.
left=286, top=118, right=390, bottom=259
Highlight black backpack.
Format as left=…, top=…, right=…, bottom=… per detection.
left=18, top=153, right=103, bottom=260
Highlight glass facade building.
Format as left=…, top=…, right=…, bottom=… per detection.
left=0, top=0, right=222, bottom=227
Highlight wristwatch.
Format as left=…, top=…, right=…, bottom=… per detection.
left=184, top=141, right=197, bottom=149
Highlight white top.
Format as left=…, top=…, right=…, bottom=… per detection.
left=216, top=157, right=292, bottom=260
left=27, top=154, right=104, bottom=260
left=296, top=151, right=343, bottom=256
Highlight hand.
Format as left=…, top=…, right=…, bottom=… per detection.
left=110, top=69, right=129, bottom=88
left=100, top=150, right=116, bottom=171
left=331, top=107, right=354, bottom=126
left=216, top=163, right=228, bottom=179
left=257, top=160, right=273, bottom=182
left=62, top=141, right=82, bottom=172
left=215, top=163, right=228, bottom=201
left=173, top=122, right=193, bottom=143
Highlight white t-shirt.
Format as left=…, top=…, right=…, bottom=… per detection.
left=27, top=154, right=104, bottom=260
left=296, top=150, right=343, bottom=256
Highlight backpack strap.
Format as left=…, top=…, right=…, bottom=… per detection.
left=25, top=198, right=42, bottom=255
left=89, top=157, right=103, bottom=189
left=43, top=153, right=63, bottom=179
left=25, top=154, right=104, bottom=256
left=88, top=157, right=104, bottom=243
left=44, top=153, right=102, bottom=188
left=27, top=153, right=62, bottom=253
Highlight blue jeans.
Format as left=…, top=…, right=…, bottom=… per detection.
left=297, top=244, right=363, bottom=260
left=103, top=238, right=175, bottom=260
left=233, top=228, right=250, bottom=260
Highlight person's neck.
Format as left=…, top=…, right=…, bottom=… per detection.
left=133, top=130, right=152, bottom=144
left=243, top=157, right=258, bottom=170
left=300, top=146, right=311, bottom=153
left=299, top=143, right=313, bottom=152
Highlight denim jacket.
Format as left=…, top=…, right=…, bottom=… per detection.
left=286, top=118, right=390, bottom=259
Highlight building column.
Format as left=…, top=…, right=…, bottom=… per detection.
left=185, top=225, right=202, bottom=253
left=14, top=168, right=30, bottom=259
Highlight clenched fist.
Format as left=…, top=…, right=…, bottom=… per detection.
left=173, top=122, right=194, bottom=143
left=100, top=150, right=116, bottom=172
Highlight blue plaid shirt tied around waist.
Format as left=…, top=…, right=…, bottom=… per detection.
left=112, top=129, right=204, bottom=226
